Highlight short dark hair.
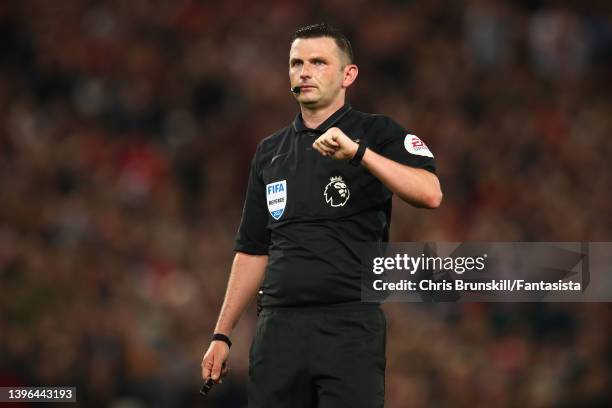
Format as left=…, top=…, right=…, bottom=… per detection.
left=292, top=23, right=354, bottom=64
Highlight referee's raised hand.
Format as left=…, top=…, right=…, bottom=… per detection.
left=201, top=340, right=230, bottom=384
left=313, top=127, right=358, bottom=161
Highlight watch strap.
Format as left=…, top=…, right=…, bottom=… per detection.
left=211, top=333, right=232, bottom=348
left=349, top=141, right=367, bottom=166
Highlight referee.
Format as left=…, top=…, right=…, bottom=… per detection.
left=201, top=23, right=442, bottom=407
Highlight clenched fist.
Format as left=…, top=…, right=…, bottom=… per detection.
left=312, top=127, right=359, bottom=161
left=201, top=341, right=230, bottom=384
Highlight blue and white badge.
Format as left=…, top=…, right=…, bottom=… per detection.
left=266, top=180, right=287, bottom=220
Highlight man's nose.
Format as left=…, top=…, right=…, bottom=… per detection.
left=300, top=63, right=312, bottom=79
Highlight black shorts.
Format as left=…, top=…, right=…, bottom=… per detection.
left=248, top=304, right=386, bottom=408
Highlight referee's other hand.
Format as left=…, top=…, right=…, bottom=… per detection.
left=201, top=341, right=230, bottom=383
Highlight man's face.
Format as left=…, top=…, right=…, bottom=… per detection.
left=289, top=37, right=347, bottom=108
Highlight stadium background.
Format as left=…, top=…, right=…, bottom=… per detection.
left=0, top=0, right=610, bottom=407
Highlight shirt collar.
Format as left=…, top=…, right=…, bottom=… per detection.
left=293, top=103, right=352, bottom=134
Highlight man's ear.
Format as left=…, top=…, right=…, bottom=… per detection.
left=342, top=64, right=358, bottom=89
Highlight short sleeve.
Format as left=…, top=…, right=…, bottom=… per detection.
left=234, top=147, right=271, bottom=255
left=372, top=116, right=436, bottom=174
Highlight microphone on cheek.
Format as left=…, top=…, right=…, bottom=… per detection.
left=291, top=86, right=301, bottom=94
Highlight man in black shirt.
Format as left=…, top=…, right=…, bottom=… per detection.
left=201, top=23, right=442, bottom=407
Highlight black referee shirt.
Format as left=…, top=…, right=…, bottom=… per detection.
left=235, top=103, right=436, bottom=307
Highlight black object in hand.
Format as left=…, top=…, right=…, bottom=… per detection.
left=200, top=378, right=215, bottom=396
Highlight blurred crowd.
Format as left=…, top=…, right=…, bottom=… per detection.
left=0, top=0, right=610, bottom=407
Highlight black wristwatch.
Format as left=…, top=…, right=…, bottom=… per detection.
left=211, top=333, right=232, bottom=349
left=349, top=141, right=367, bottom=166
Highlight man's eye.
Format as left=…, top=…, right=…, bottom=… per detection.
left=314, top=60, right=325, bottom=65
left=292, top=61, right=302, bottom=67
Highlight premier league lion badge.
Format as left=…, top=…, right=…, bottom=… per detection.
left=324, top=176, right=350, bottom=207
